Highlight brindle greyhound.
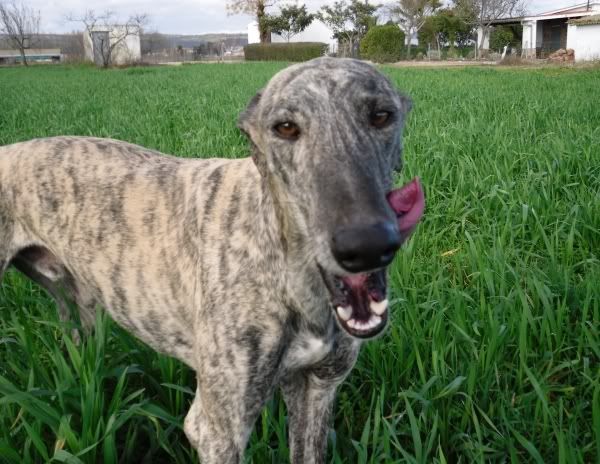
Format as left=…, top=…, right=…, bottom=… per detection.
left=0, top=57, right=425, bottom=463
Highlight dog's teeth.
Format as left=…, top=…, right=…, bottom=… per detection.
left=370, top=299, right=388, bottom=316
left=346, top=314, right=383, bottom=332
left=336, top=306, right=352, bottom=321
left=370, top=315, right=382, bottom=328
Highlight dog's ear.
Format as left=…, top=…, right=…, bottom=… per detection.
left=237, top=90, right=262, bottom=138
left=398, top=93, right=413, bottom=114
left=393, top=94, right=412, bottom=174
left=238, top=90, right=268, bottom=176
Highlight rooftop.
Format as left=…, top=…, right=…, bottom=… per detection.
left=537, top=2, right=600, bottom=16
left=484, top=2, right=600, bottom=25
left=569, top=13, right=600, bottom=24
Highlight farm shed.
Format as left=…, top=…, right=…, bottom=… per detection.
left=83, top=25, right=141, bottom=66
left=0, top=48, right=62, bottom=65
left=479, top=2, right=600, bottom=60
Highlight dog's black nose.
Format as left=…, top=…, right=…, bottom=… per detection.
left=332, top=221, right=401, bottom=272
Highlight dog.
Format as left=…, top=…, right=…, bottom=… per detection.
left=0, top=57, right=424, bottom=463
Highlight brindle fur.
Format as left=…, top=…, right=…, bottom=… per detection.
left=0, top=57, right=412, bottom=463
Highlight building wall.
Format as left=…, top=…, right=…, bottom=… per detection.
left=567, top=23, right=600, bottom=61
left=118, top=33, right=141, bottom=64
left=522, top=21, right=536, bottom=57
left=566, top=23, right=577, bottom=49
left=247, top=21, right=260, bottom=45
left=83, top=26, right=141, bottom=65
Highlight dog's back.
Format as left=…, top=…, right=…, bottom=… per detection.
left=0, top=136, right=253, bottom=363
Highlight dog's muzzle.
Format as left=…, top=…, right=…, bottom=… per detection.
left=322, top=178, right=425, bottom=339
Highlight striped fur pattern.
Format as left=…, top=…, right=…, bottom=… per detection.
left=0, top=57, right=412, bottom=463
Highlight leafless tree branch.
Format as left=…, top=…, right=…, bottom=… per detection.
left=0, top=0, right=41, bottom=66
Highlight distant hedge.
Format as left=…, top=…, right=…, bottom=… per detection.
left=244, top=42, right=328, bottom=62
left=360, top=25, right=405, bottom=63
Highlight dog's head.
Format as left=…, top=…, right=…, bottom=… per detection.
left=239, top=57, right=424, bottom=339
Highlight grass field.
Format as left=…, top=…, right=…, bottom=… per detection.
left=0, top=62, right=599, bottom=463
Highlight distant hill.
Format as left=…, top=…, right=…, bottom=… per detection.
left=0, top=32, right=248, bottom=51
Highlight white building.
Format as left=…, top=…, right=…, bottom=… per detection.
left=247, top=21, right=261, bottom=45
left=567, top=14, right=600, bottom=61
left=521, top=2, right=600, bottom=59
left=83, top=25, right=141, bottom=66
left=247, top=21, right=336, bottom=53
left=479, top=2, right=600, bottom=61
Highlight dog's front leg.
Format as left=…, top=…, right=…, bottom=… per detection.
left=281, top=372, right=337, bottom=464
left=184, top=324, right=284, bottom=463
left=184, top=385, right=255, bottom=463
left=281, top=336, right=360, bottom=464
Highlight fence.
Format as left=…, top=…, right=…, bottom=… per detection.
left=141, top=48, right=244, bottom=64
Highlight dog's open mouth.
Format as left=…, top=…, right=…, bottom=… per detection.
left=321, top=178, right=425, bottom=339
left=323, top=269, right=389, bottom=338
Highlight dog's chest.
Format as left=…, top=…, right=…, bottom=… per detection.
left=283, top=332, right=333, bottom=370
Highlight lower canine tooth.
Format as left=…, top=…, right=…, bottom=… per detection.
left=369, top=315, right=382, bottom=328
left=336, top=306, right=352, bottom=321
left=370, top=299, right=388, bottom=316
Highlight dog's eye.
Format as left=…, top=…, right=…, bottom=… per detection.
left=274, top=121, right=300, bottom=140
left=371, top=111, right=393, bottom=128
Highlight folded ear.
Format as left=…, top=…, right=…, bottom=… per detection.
left=393, top=93, right=412, bottom=174
left=237, top=90, right=263, bottom=138
left=399, top=93, right=413, bottom=114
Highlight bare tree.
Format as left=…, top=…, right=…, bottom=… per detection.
left=0, top=0, right=40, bottom=66
left=454, top=0, right=527, bottom=57
left=68, top=10, right=147, bottom=67
left=226, top=0, right=279, bottom=43
left=387, top=0, right=441, bottom=58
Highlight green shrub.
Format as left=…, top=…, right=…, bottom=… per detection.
left=360, top=24, right=405, bottom=63
left=408, top=45, right=428, bottom=60
left=489, top=26, right=515, bottom=51
left=445, top=47, right=460, bottom=60
left=244, top=42, right=328, bottom=62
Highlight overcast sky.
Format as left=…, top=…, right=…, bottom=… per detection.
left=34, top=0, right=571, bottom=35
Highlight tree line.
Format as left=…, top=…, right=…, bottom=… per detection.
left=227, top=0, right=528, bottom=58
left=0, top=0, right=528, bottom=67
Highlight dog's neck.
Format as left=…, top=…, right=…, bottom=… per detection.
left=250, top=163, right=333, bottom=332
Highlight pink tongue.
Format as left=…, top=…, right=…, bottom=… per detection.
left=387, top=177, right=425, bottom=238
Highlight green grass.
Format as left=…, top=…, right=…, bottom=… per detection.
left=0, top=62, right=599, bottom=463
